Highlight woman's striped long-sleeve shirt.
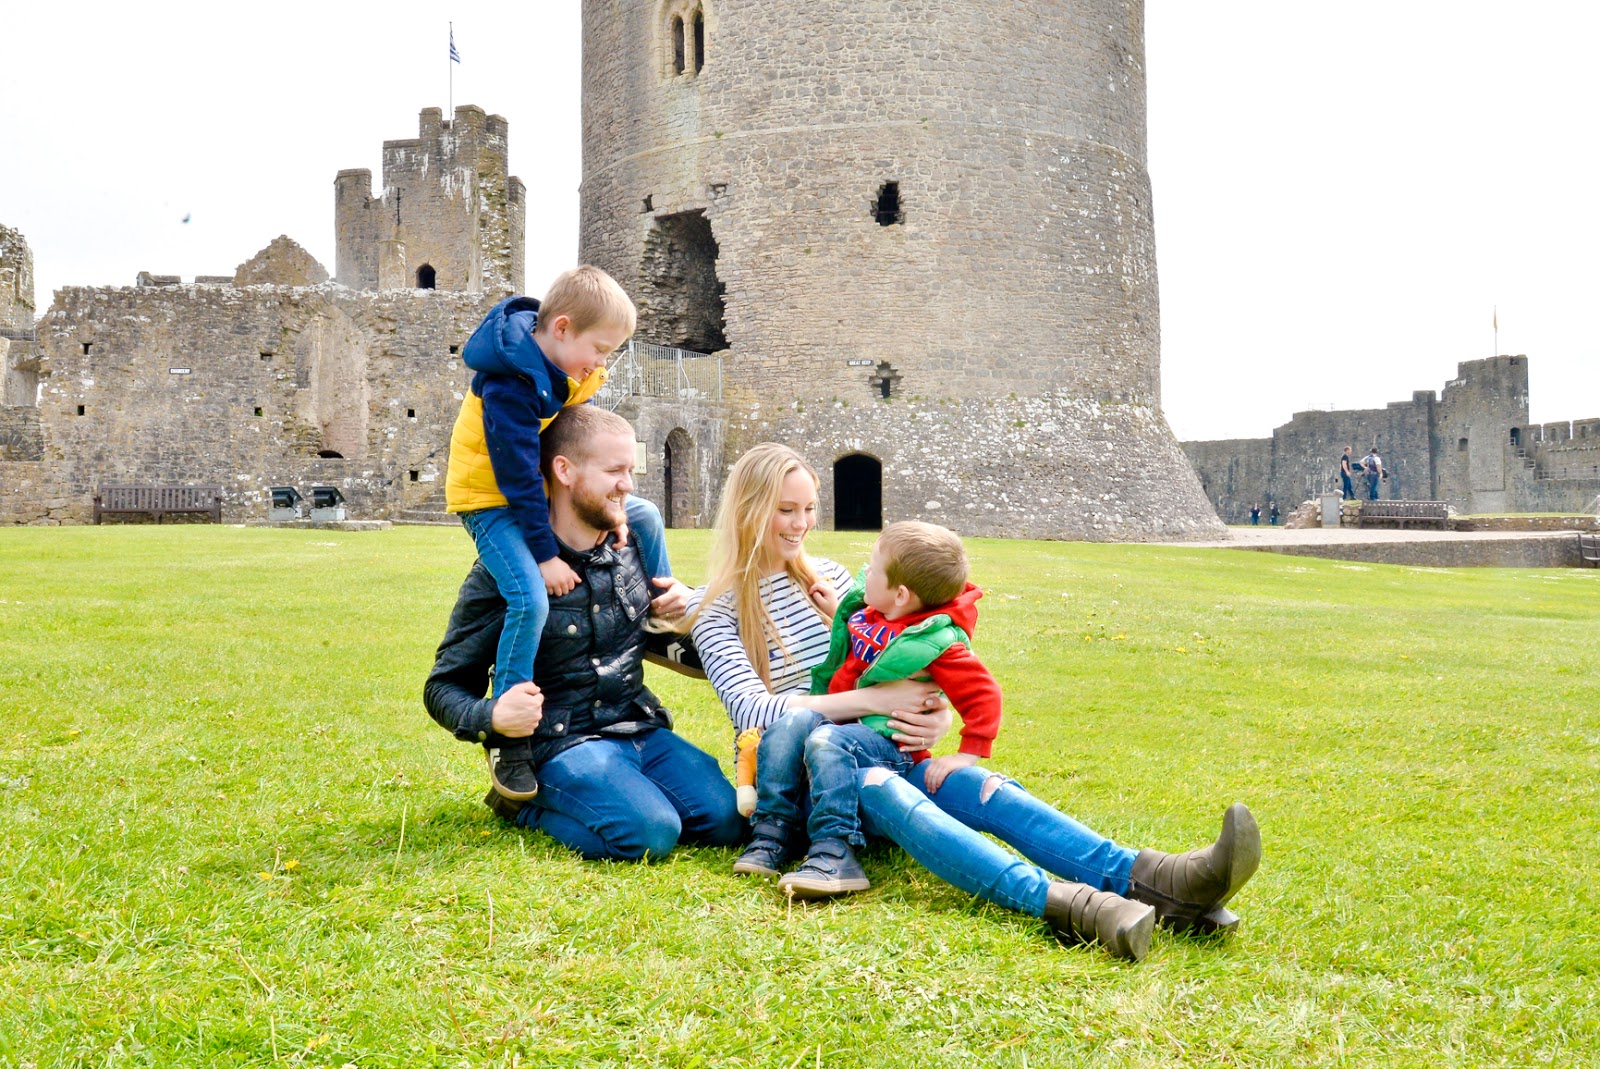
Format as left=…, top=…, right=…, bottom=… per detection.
left=688, top=558, right=853, bottom=734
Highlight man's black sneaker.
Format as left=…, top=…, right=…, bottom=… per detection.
left=777, top=838, right=871, bottom=898
left=486, top=747, right=540, bottom=801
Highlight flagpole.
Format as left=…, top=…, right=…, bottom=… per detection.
left=449, top=22, right=454, bottom=117
left=1493, top=305, right=1498, bottom=357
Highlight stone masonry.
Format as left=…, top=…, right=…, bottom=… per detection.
left=1183, top=356, right=1600, bottom=522
left=2, top=226, right=43, bottom=466
left=1, top=284, right=494, bottom=525
left=2, top=225, right=40, bottom=411
left=1, top=108, right=525, bottom=526
left=335, top=106, right=525, bottom=296
left=577, top=0, right=1224, bottom=540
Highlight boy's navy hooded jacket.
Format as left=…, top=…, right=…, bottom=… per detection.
left=445, top=296, right=608, bottom=562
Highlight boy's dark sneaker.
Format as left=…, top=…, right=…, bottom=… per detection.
left=731, top=823, right=801, bottom=878
left=482, top=789, right=526, bottom=824
left=777, top=838, right=871, bottom=898
left=485, top=747, right=540, bottom=801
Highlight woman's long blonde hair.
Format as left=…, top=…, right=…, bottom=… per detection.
left=693, top=443, right=826, bottom=688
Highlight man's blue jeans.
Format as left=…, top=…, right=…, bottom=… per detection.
left=461, top=495, right=669, bottom=698
left=752, top=711, right=911, bottom=846
left=1341, top=473, right=1354, bottom=500
left=516, top=729, right=743, bottom=860
left=1367, top=475, right=1380, bottom=500
left=857, top=767, right=1140, bottom=917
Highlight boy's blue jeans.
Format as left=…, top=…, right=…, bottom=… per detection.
left=753, top=709, right=1138, bottom=914
left=752, top=712, right=911, bottom=846
left=461, top=495, right=669, bottom=698
left=514, top=729, right=743, bottom=861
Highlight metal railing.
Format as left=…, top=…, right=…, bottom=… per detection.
left=596, top=340, right=722, bottom=408
left=0, top=325, right=36, bottom=342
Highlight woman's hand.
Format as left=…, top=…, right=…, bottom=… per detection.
left=808, top=580, right=841, bottom=619
left=884, top=703, right=955, bottom=753
left=649, top=577, right=694, bottom=622
left=862, top=678, right=943, bottom=716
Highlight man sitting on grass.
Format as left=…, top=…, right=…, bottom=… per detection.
left=423, top=404, right=743, bottom=861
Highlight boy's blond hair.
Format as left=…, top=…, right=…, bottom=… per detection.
left=538, top=265, right=637, bottom=337
left=878, top=520, right=968, bottom=608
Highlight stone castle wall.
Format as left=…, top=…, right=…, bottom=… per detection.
left=1, top=224, right=34, bottom=329
left=335, top=106, right=525, bottom=295
left=578, top=0, right=1223, bottom=540
left=0, top=406, right=41, bottom=462
left=1184, top=356, right=1600, bottom=521
left=2, top=225, right=39, bottom=408
left=2, top=284, right=495, bottom=525
left=613, top=396, right=727, bottom=532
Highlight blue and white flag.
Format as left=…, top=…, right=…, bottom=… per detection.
left=450, top=28, right=461, bottom=64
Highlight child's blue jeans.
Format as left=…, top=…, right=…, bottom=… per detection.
left=461, top=495, right=669, bottom=698
left=751, top=711, right=911, bottom=846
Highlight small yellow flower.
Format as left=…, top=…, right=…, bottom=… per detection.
left=256, top=871, right=273, bottom=881
left=283, top=859, right=300, bottom=872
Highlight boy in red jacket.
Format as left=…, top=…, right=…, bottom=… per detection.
left=732, top=521, right=1003, bottom=897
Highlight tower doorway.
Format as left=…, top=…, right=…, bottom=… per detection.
left=833, top=453, right=882, bottom=530
left=663, top=428, right=694, bottom=528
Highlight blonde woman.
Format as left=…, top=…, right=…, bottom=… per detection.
left=688, top=444, right=1260, bottom=959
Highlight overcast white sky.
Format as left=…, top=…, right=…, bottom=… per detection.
left=3, top=2, right=1594, bottom=441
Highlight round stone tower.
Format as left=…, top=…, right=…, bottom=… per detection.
left=580, top=0, right=1224, bottom=540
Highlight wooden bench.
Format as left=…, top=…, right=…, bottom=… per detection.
left=1356, top=500, right=1452, bottom=529
left=1580, top=532, right=1600, bottom=567
left=94, top=485, right=224, bottom=524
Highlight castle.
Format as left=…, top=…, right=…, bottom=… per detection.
left=0, top=108, right=518, bottom=527
left=1182, top=356, right=1600, bottom=522
left=4, top=2, right=1227, bottom=539
left=581, top=0, right=1223, bottom=541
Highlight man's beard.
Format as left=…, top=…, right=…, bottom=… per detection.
left=572, top=487, right=626, bottom=533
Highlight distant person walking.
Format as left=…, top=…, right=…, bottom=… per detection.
left=1269, top=502, right=1280, bottom=526
left=1250, top=504, right=1261, bottom=526
left=1362, top=448, right=1384, bottom=500
left=1339, top=446, right=1356, bottom=500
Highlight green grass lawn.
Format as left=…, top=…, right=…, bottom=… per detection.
left=2, top=526, right=1597, bottom=1068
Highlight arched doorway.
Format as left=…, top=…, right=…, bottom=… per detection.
left=416, top=264, right=436, bottom=289
left=833, top=453, right=882, bottom=530
left=663, top=428, right=694, bottom=528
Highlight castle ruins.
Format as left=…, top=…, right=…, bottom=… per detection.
left=10, top=5, right=1586, bottom=536
left=0, top=108, right=522, bottom=526
left=1182, top=356, right=1600, bottom=523
left=579, top=0, right=1224, bottom=540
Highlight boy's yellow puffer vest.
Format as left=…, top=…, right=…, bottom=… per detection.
left=445, top=368, right=608, bottom=513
